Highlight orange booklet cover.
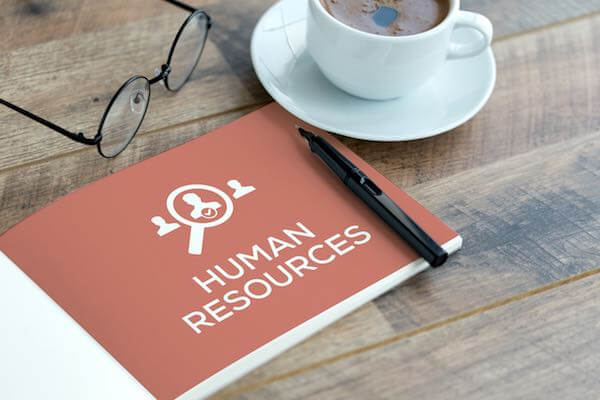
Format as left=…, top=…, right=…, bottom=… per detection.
left=0, top=104, right=461, bottom=399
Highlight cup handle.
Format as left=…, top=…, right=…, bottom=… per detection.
left=447, top=11, right=493, bottom=60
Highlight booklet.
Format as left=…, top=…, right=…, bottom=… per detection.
left=0, top=103, right=461, bottom=399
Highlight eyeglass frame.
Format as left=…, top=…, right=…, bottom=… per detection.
left=0, top=0, right=212, bottom=158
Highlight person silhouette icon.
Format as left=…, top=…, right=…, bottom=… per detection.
left=227, top=179, right=256, bottom=199
left=151, top=216, right=180, bottom=237
left=182, top=192, right=222, bottom=220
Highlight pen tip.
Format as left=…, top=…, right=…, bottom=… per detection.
left=296, top=125, right=315, bottom=141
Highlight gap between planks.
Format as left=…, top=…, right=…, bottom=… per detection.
left=493, top=9, right=600, bottom=44
left=0, top=102, right=268, bottom=177
left=220, top=128, right=600, bottom=396
left=3, top=9, right=600, bottom=175
left=220, top=265, right=600, bottom=398
left=3, top=5, right=600, bottom=396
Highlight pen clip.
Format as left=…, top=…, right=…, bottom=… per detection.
left=347, top=168, right=382, bottom=196
left=361, top=177, right=383, bottom=196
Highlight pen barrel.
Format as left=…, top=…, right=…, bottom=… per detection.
left=301, top=129, right=447, bottom=267
left=346, top=178, right=448, bottom=267
left=309, top=138, right=348, bottom=182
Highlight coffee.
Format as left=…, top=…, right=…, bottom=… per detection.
left=320, top=0, right=449, bottom=36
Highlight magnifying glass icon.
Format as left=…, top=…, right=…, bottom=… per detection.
left=166, top=184, right=234, bottom=255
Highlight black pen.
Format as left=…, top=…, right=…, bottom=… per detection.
left=297, top=127, right=448, bottom=267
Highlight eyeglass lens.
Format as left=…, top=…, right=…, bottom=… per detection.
left=98, top=77, right=150, bottom=158
left=98, top=11, right=209, bottom=158
left=167, top=12, right=209, bottom=91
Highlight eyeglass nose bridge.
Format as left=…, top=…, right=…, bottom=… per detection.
left=149, top=64, right=172, bottom=85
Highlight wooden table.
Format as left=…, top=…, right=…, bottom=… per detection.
left=2, top=1, right=600, bottom=398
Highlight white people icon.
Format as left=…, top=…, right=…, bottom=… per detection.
left=150, top=216, right=180, bottom=237
left=182, top=193, right=221, bottom=219
left=151, top=180, right=255, bottom=255
left=227, top=179, right=256, bottom=199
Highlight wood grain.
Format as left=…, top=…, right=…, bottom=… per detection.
left=342, top=12, right=600, bottom=188
left=3, top=1, right=600, bottom=172
left=231, top=266, right=600, bottom=399
left=0, top=0, right=168, bottom=52
left=0, top=12, right=268, bottom=170
left=0, top=103, right=266, bottom=231
left=2, top=1, right=600, bottom=399
left=3, top=9, right=600, bottom=231
left=3, top=0, right=599, bottom=49
left=462, top=0, right=600, bottom=37
left=0, top=0, right=253, bottom=51
left=217, top=128, right=600, bottom=397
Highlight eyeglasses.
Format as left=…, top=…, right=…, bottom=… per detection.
left=0, top=0, right=212, bottom=158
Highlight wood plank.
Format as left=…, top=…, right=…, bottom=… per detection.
left=206, top=0, right=277, bottom=95
left=0, top=103, right=266, bottom=232
left=1, top=2, right=600, bottom=396
left=3, top=1, right=600, bottom=172
left=230, top=267, right=600, bottom=399
left=0, top=12, right=268, bottom=170
left=3, top=96, right=599, bottom=398
left=14, top=0, right=597, bottom=174
left=463, top=0, right=600, bottom=37
left=0, top=0, right=271, bottom=102
left=0, top=0, right=273, bottom=170
left=3, top=11, right=600, bottom=230
left=3, top=0, right=599, bottom=50
left=0, top=0, right=239, bottom=51
left=2, top=9, right=600, bottom=376
left=217, top=129, right=600, bottom=396
left=342, top=12, right=600, bottom=187
left=0, top=0, right=167, bottom=52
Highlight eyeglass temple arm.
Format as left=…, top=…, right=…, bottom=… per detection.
left=0, top=98, right=99, bottom=146
left=162, top=0, right=197, bottom=13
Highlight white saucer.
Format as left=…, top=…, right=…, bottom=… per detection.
left=251, top=0, right=496, bottom=141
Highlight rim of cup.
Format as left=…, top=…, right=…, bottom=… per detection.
left=311, top=0, right=461, bottom=41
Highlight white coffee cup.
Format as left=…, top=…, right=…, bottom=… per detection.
left=306, top=0, right=493, bottom=100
